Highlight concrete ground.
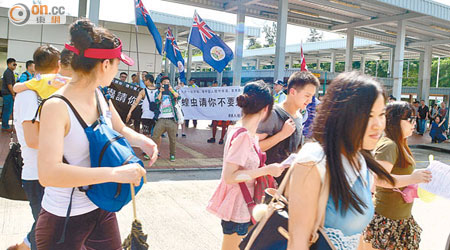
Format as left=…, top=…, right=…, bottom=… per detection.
left=1, top=121, right=449, bottom=249
left=1, top=168, right=450, bottom=250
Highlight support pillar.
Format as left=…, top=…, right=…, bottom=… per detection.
left=78, top=0, right=87, bottom=17
left=360, top=55, right=366, bottom=73
left=375, top=60, right=379, bottom=77
left=392, top=20, right=406, bottom=100
left=273, top=0, right=288, bottom=81
left=217, top=71, right=223, bottom=85
left=421, top=45, right=432, bottom=104
left=88, top=0, right=100, bottom=25
left=255, top=58, right=260, bottom=70
left=345, top=28, right=354, bottom=72
left=288, top=56, right=293, bottom=69
left=164, top=57, right=169, bottom=75
left=388, top=48, right=395, bottom=77
left=330, top=51, right=336, bottom=73
left=232, top=6, right=245, bottom=86
left=316, top=58, right=320, bottom=70
left=417, top=52, right=424, bottom=100
left=186, top=44, right=192, bottom=81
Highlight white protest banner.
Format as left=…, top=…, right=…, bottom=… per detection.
left=178, top=86, right=243, bottom=121
left=419, top=160, right=450, bottom=199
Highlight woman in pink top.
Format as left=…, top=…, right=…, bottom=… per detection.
left=207, top=80, right=285, bottom=250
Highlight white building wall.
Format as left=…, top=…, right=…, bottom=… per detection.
left=0, top=9, right=162, bottom=82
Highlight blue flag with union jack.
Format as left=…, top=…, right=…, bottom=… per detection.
left=165, top=27, right=186, bottom=83
left=135, top=0, right=162, bottom=55
left=188, top=11, right=233, bottom=73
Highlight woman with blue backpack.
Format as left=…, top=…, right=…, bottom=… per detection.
left=35, top=19, right=158, bottom=249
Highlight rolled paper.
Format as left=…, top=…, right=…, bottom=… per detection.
left=419, top=160, right=450, bottom=199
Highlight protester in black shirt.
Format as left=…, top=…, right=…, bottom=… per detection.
left=417, top=100, right=429, bottom=135
left=2, top=58, right=17, bottom=132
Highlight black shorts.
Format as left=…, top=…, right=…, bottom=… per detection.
left=221, top=220, right=251, bottom=236
left=141, top=118, right=156, bottom=135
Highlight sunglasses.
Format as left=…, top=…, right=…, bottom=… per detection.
left=13, top=63, right=17, bottom=66
left=404, top=116, right=416, bottom=124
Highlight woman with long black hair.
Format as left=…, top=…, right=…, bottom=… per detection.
left=362, top=102, right=432, bottom=250
left=287, top=72, right=431, bottom=250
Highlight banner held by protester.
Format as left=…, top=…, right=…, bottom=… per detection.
left=178, top=86, right=243, bottom=121
left=107, top=78, right=141, bottom=122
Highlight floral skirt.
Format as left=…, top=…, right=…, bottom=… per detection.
left=363, top=213, right=422, bottom=250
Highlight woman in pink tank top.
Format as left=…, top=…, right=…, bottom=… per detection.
left=207, top=80, right=286, bottom=250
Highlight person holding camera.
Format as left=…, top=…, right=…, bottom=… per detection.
left=127, top=74, right=158, bottom=159
left=151, top=76, right=181, bottom=162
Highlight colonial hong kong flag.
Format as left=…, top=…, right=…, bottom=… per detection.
left=300, top=41, right=308, bottom=71
left=188, top=11, right=233, bottom=73
left=135, top=0, right=163, bottom=55
left=165, top=27, right=186, bottom=83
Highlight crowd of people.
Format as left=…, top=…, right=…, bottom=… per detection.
left=0, top=17, right=442, bottom=250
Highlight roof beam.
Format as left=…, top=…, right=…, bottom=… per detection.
left=407, top=39, right=450, bottom=47
left=301, top=0, right=378, bottom=17
left=330, top=12, right=424, bottom=31
left=224, top=0, right=261, bottom=11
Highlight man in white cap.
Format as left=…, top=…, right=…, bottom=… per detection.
left=273, top=80, right=287, bottom=104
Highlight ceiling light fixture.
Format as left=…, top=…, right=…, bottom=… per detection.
left=330, top=0, right=361, bottom=9
left=385, top=31, right=397, bottom=36
left=290, top=9, right=320, bottom=18
left=431, top=25, right=450, bottom=33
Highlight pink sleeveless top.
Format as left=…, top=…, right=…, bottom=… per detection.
left=206, top=127, right=261, bottom=223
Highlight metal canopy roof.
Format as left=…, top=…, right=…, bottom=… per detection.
left=162, top=0, right=450, bottom=56
left=190, top=38, right=423, bottom=68
left=148, top=10, right=260, bottom=43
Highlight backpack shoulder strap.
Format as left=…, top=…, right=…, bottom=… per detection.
left=273, top=105, right=290, bottom=122
left=32, top=95, right=88, bottom=129
left=23, top=71, right=31, bottom=81
left=229, top=127, right=260, bottom=223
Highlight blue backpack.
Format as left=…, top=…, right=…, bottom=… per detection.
left=37, top=91, right=145, bottom=211
left=35, top=90, right=145, bottom=243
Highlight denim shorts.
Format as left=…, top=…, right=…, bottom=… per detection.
left=221, top=220, right=251, bottom=236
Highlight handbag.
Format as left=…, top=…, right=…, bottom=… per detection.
left=239, top=160, right=335, bottom=250
left=393, top=184, right=418, bottom=203
left=174, top=101, right=184, bottom=125
left=0, top=136, right=27, bottom=201
left=144, top=88, right=157, bottom=112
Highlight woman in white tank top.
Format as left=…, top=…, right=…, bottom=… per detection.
left=35, top=19, right=158, bottom=250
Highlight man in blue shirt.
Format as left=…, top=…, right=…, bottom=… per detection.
left=18, top=60, right=35, bottom=83
left=2, top=58, right=17, bottom=132
left=139, top=71, right=148, bottom=89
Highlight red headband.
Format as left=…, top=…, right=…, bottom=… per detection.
left=65, top=39, right=134, bottom=66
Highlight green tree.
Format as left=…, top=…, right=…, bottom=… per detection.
left=431, top=57, right=450, bottom=88
left=306, top=28, right=323, bottom=42
left=262, top=23, right=277, bottom=47
left=192, top=48, right=202, bottom=57
left=247, top=37, right=262, bottom=49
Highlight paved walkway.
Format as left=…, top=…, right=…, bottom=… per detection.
left=0, top=120, right=225, bottom=169
left=1, top=173, right=449, bottom=250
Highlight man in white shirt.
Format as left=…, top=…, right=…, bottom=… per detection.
left=10, top=89, right=42, bottom=250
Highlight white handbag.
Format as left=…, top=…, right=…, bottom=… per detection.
left=174, top=102, right=184, bottom=125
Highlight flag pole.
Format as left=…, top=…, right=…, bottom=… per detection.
left=133, top=1, right=141, bottom=82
